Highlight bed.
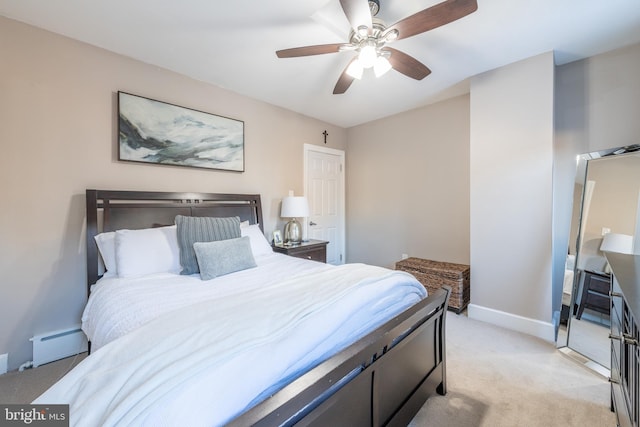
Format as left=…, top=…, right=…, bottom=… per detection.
left=35, top=189, right=450, bottom=426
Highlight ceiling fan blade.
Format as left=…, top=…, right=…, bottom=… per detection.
left=384, top=48, right=431, bottom=80
left=339, top=0, right=372, bottom=32
left=333, top=59, right=357, bottom=94
left=276, top=44, right=344, bottom=58
left=384, top=0, right=477, bottom=41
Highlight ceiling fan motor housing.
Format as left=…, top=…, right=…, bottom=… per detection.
left=369, top=0, right=380, bottom=16
left=349, top=18, right=388, bottom=45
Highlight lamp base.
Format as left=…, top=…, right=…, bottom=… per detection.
left=284, top=219, right=302, bottom=244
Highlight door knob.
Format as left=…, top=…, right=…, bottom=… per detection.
left=309, top=221, right=317, bottom=226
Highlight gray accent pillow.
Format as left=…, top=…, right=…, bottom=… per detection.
left=193, top=236, right=257, bottom=280
left=175, top=215, right=241, bottom=275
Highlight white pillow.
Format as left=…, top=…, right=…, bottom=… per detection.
left=94, top=231, right=117, bottom=275
left=240, top=224, right=273, bottom=257
left=115, top=225, right=181, bottom=278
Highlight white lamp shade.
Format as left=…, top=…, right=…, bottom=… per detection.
left=600, top=233, right=633, bottom=254
left=346, top=59, right=364, bottom=79
left=374, top=56, right=392, bottom=77
left=358, top=44, right=377, bottom=68
left=281, top=196, right=309, bottom=218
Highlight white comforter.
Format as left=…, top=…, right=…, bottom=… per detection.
left=36, top=260, right=426, bottom=427
left=83, top=253, right=332, bottom=351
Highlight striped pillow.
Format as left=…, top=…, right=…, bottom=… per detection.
left=175, top=215, right=241, bottom=275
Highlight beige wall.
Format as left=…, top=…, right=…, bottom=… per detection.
left=556, top=44, right=640, bottom=154
left=469, top=52, right=555, bottom=339
left=586, top=154, right=640, bottom=238
left=346, top=95, right=470, bottom=268
left=553, top=43, right=640, bottom=320
left=0, top=17, right=346, bottom=371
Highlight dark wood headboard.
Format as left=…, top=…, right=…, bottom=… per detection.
left=86, top=189, right=263, bottom=292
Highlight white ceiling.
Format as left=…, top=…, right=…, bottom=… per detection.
left=1, top=0, right=640, bottom=128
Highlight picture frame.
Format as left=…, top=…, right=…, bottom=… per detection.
left=273, top=230, right=283, bottom=246
left=117, top=91, right=244, bottom=172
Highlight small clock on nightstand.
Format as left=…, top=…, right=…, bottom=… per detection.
left=272, top=240, right=328, bottom=263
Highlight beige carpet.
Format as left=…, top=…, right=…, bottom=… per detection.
left=0, top=314, right=615, bottom=426
left=0, top=352, right=86, bottom=404
left=410, top=313, right=615, bottom=427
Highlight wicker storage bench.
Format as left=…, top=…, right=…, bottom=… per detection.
left=395, top=257, right=470, bottom=314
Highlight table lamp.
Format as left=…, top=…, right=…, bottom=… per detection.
left=281, top=196, right=309, bottom=244
left=600, top=233, right=633, bottom=254
left=600, top=233, right=633, bottom=274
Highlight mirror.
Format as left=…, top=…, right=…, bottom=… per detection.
left=556, top=144, right=640, bottom=372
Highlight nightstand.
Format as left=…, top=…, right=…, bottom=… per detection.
left=576, top=269, right=611, bottom=319
left=272, top=240, right=328, bottom=263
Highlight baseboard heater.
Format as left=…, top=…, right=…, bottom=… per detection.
left=30, top=326, right=88, bottom=367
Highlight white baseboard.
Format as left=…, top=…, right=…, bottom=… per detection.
left=467, top=304, right=556, bottom=342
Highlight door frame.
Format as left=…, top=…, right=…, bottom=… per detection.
left=303, top=143, right=346, bottom=264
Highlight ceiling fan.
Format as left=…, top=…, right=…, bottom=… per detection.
left=276, top=0, right=478, bottom=94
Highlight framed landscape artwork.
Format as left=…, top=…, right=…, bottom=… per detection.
left=117, top=92, right=244, bottom=172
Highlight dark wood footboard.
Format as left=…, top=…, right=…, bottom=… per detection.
left=228, top=286, right=450, bottom=427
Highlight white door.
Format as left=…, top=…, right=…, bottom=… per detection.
left=304, top=144, right=345, bottom=265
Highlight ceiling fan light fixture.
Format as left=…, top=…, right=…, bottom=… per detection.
left=275, top=0, right=479, bottom=94
left=358, top=43, right=377, bottom=68
left=346, top=59, right=364, bottom=79
left=373, top=56, right=392, bottom=77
